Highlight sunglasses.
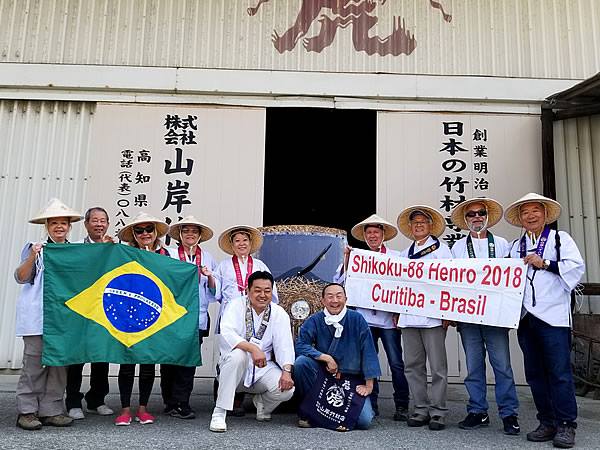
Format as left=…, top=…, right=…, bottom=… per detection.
left=465, top=209, right=487, bottom=218
left=133, top=225, right=155, bottom=235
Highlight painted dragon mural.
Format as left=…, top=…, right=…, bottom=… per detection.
left=248, top=0, right=452, bottom=56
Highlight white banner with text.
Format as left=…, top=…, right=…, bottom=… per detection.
left=345, top=249, right=527, bottom=328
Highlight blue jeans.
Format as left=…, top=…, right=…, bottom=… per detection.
left=294, top=355, right=375, bottom=429
left=370, top=327, right=409, bottom=410
left=517, top=313, right=577, bottom=428
left=458, top=323, right=518, bottom=418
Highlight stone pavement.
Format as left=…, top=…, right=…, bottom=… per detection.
left=0, top=373, right=599, bottom=450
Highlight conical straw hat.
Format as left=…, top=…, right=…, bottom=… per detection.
left=351, top=214, right=398, bottom=242
left=218, top=225, right=263, bottom=255
left=504, top=193, right=561, bottom=227
left=29, top=198, right=82, bottom=224
left=117, top=212, right=169, bottom=243
left=451, top=197, right=504, bottom=231
left=397, top=205, right=446, bottom=239
left=168, top=215, right=214, bottom=243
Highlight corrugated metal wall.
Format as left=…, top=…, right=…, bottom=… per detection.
left=554, top=115, right=600, bottom=313
left=0, top=100, right=95, bottom=368
left=0, top=100, right=270, bottom=371
left=1, top=0, right=599, bottom=79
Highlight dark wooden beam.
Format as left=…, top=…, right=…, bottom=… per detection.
left=554, top=104, right=600, bottom=121
left=541, top=106, right=556, bottom=201
left=581, top=283, right=600, bottom=296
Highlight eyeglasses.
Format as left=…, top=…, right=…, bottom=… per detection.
left=133, top=225, right=155, bottom=235
left=465, top=209, right=487, bottom=218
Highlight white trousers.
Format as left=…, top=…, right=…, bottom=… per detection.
left=216, top=348, right=294, bottom=413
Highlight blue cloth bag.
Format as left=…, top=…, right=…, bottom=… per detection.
left=298, top=365, right=366, bottom=430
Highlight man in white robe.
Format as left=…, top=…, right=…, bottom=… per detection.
left=506, top=193, right=585, bottom=449
left=396, top=205, right=452, bottom=431
left=333, top=214, right=409, bottom=420
left=209, top=271, right=295, bottom=432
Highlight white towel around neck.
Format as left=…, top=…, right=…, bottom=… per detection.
left=323, top=306, right=347, bottom=338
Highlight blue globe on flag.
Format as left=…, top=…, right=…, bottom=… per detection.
left=64, top=257, right=192, bottom=349
left=103, top=273, right=163, bottom=333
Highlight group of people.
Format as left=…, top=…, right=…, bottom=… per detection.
left=329, top=194, right=583, bottom=449
left=14, top=200, right=276, bottom=430
left=13, top=192, right=585, bottom=449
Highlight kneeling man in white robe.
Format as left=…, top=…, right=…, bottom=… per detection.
left=210, top=271, right=295, bottom=432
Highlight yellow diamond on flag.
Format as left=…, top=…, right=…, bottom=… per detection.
left=66, top=261, right=187, bottom=347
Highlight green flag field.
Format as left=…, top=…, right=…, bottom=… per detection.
left=42, top=243, right=200, bottom=367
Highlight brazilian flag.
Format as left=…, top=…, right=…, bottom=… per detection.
left=42, top=243, right=200, bottom=366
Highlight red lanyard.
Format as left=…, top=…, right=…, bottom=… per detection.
left=232, top=255, right=253, bottom=293
left=179, top=245, right=202, bottom=277
left=380, top=244, right=387, bottom=254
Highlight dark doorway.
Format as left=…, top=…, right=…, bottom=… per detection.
left=263, top=107, right=376, bottom=248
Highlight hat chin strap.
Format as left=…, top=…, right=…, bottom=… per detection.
left=44, top=219, right=71, bottom=242
left=180, top=230, right=201, bottom=251
left=517, top=202, right=548, bottom=228
left=466, top=217, right=488, bottom=237
left=365, top=233, right=385, bottom=251
left=134, top=233, right=157, bottom=251
left=235, top=249, right=249, bottom=260
left=413, top=234, right=430, bottom=246
left=230, top=231, right=252, bottom=258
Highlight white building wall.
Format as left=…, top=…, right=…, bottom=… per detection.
left=376, top=111, right=544, bottom=383
left=0, top=0, right=599, bottom=79
left=0, top=100, right=266, bottom=373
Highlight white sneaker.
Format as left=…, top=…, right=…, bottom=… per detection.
left=68, top=408, right=85, bottom=420
left=88, top=404, right=114, bottom=416
left=253, top=394, right=271, bottom=422
left=209, top=407, right=227, bottom=432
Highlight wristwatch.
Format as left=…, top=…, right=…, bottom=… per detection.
left=283, top=366, right=293, bottom=374
left=542, top=259, right=550, bottom=270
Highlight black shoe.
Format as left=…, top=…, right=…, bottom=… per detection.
left=527, top=423, right=557, bottom=442
left=170, top=405, right=195, bottom=419
left=502, top=415, right=520, bottom=435
left=553, top=425, right=576, bottom=448
left=458, top=412, right=490, bottom=430
left=407, top=414, right=430, bottom=427
left=163, top=404, right=176, bottom=415
left=429, top=415, right=445, bottom=431
left=231, top=396, right=245, bottom=417
left=393, top=406, right=408, bottom=421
